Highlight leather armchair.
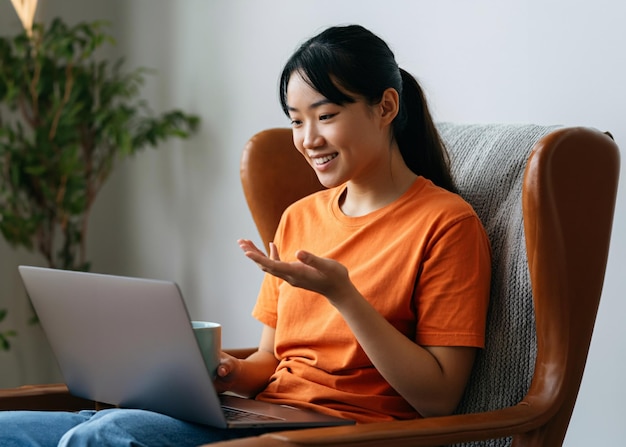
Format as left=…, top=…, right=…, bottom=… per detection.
left=0, top=124, right=620, bottom=447
left=210, top=124, right=620, bottom=446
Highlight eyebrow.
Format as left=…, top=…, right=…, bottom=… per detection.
left=286, top=98, right=334, bottom=113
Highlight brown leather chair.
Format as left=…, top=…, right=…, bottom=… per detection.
left=0, top=124, right=620, bottom=447
left=211, top=124, right=620, bottom=447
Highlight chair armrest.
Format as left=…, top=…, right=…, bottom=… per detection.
left=0, top=383, right=96, bottom=411
left=208, top=404, right=548, bottom=446
left=225, top=347, right=257, bottom=359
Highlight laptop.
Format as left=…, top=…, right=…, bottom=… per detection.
left=18, top=265, right=355, bottom=429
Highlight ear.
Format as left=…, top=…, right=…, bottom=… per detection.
left=378, top=88, right=400, bottom=126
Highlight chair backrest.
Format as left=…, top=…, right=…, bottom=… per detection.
left=240, top=129, right=324, bottom=253
left=439, top=124, right=576, bottom=447
left=440, top=124, right=555, bottom=446
left=240, top=124, right=619, bottom=447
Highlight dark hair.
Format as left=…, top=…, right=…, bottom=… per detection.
left=279, top=25, right=456, bottom=193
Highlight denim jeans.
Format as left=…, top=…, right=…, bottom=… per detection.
left=0, top=408, right=273, bottom=446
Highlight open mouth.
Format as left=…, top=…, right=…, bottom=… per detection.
left=313, top=153, right=338, bottom=166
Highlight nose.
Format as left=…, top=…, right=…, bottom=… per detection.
left=302, top=123, right=324, bottom=150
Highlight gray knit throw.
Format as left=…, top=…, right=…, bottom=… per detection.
left=437, top=123, right=560, bottom=447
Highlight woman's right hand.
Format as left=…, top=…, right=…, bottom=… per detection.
left=214, top=351, right=241, bottom=394
left=212, top=324, right=279, bottom=398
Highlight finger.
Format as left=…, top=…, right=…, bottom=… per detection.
left=237, top=238, right=254, bottom=251
left=217, top=363, right=230, bottom=378
left=216, top=353, right=236, bottom=379
left=295, top=250, right=320, bottom=267
left=295, top=250, right=340, bottom=281
left=238, top=239, right=264, bottom=256
left=269, top=242, right=281, bottom=261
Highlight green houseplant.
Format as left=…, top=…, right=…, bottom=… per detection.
left=0, top=18, right=200, bottom=349
left=0, top=308, right=17, bottom=350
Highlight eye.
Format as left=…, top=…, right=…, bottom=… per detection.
left=319, top=113, right=337, bottom=121
left=289, top=118, right=302, bottom=128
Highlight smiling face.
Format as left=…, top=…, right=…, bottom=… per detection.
left=285, top=72, right=398, bottom=189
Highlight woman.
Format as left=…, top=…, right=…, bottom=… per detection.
left=0, top=24, right=491, bottom=446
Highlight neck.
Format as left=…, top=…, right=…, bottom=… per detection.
left=339, top=155, right=417, bottom=217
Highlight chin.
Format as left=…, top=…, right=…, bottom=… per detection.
left=316, top=176, right=344, bottom=189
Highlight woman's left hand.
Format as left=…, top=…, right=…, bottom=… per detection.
left=237, top=239, right=356, bottom=304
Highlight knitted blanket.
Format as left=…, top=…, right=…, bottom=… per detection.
left=437, top=123, right=560, bottom=447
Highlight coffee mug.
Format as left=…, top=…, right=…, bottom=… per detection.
left=191, top=321, right=221, bottom=378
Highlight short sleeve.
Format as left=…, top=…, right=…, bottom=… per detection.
left=414, top=215, right=491, bottom=348
left=251, top=273, right=280, bottom=328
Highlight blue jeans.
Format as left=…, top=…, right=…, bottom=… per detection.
left=0, top=408, right=273, bottom=446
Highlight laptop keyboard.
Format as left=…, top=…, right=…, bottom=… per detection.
left=222, top=406, right=286, bottom=422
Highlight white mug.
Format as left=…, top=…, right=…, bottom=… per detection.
left=191, top=321, right=221, bottom=378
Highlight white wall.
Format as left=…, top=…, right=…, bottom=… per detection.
left=1, top=1, right=624, bottom=445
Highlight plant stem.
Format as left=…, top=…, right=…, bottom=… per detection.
left=48, top=63, right=74, bottom=141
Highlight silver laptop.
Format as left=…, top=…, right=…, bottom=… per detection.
left=18, top=265, right=354, bottom=429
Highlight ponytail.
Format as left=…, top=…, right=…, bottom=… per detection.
left=395, top=69, right=457, bottom=193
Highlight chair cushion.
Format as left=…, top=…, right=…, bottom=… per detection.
left=437, top=123, right=560, bottom=446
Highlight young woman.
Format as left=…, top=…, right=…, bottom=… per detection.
left=0, top=24, right=491, bottom=446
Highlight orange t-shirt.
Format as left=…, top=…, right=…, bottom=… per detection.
left=252, top=177, right=491, bottom=423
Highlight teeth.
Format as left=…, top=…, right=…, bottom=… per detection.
left=314, top=153, right=338, bottom=165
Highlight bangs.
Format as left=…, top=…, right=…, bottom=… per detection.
left=280, top=45, right=356, bottom=115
